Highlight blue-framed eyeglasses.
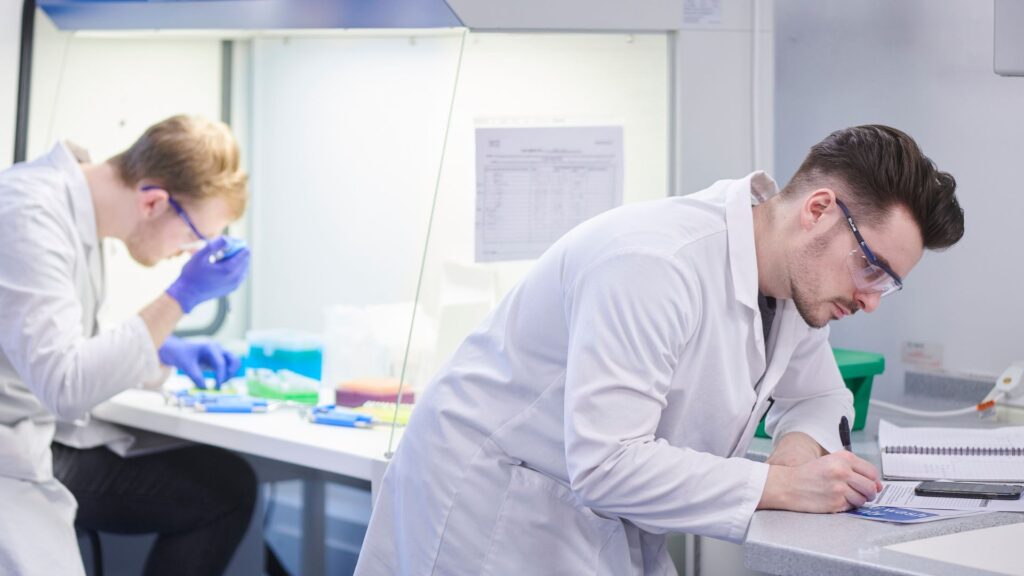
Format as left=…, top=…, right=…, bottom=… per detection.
left=835, top=199, right=903, bottom=298
left=141, top=185, right=207, bottom=242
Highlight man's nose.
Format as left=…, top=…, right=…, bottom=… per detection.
left=855, top=291, right=882, bottom=313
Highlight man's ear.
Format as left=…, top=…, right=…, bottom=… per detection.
left=136, top=180, right=169, bottom=220
left=799, top=188, right=837, bottom=231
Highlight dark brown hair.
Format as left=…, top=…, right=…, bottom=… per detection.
left=109, top=115, right=248, bottom=219
left=781, top=125, right=964, bottom=250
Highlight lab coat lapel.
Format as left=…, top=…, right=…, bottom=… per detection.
left=52, top=143, right=104, bottom=323
left=723, top=176, right=760, bottom=316
left=85, top=247, right=104, bottom=331
left=731, top=301, right=802, bottom=457
left=758, top=300, right=800, bottom=403
left=723, top=172, right=780, bottom=380
left=722, top=171, right=792, bottom=457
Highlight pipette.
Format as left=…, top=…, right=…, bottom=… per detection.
left=179, top=237, right=247, bottom=263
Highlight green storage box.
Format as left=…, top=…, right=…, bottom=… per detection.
left=755, top=348, right=884, bottom=438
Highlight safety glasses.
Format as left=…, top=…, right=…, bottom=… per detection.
left=141, top=185, right=207, bottom=242
left=835, top=199, right=903, bottom=298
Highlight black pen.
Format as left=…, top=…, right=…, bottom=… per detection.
left=840, top=415, right=882, bottom=494
left=839, top=415, right=852, bottom=451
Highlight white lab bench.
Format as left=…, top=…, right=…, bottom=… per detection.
left=742, top=395, right=1024, bottom=576
left=94, top=386, right=1024, bottom=576
left=92, top=389, right=396, bottom=576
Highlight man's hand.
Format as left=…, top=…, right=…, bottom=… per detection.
left=166, top=236, right=250, bottom=314
left=766, top=432, right=828, bottom=467
left=757, top=450, right=883, bottom=513
left=158, top=336, right=240, bottom=390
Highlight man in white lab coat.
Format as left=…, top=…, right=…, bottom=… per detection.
left=0, top=116, right=254, bottom=575
left=355, top=125, right=965, bottom=575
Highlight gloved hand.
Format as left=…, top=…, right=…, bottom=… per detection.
left=158, top=336, right=241, bottom=390
left=166, top=236, right=250, bottom=313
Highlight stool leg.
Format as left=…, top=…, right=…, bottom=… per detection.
left=84, top=529, right=103, bottom=576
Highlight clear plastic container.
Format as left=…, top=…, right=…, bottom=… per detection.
left=245, top=330, right=323, bottom=404
left=323, top=304, right=435, bottom=409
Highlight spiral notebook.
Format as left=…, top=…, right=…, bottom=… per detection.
left=878, top=419, right=1024, bottom=482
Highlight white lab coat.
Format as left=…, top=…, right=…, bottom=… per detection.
left=355, top=172, right=853, bottom=576
left=0, top=143, right=164, bottom=575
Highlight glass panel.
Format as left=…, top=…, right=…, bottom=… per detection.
left=392, top=31, right=671, bottom=454
left=245, top=29, right=468, bottom=439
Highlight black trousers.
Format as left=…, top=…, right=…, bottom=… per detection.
left=52, top=443, right=258, bottom=576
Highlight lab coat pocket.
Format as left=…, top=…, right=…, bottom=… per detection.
left=479, top=464, right=634, bottom=576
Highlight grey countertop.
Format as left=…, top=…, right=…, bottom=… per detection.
left=743, top=390, right=1024, bottom=576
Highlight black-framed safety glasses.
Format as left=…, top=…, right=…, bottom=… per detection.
left=835, top=198, right=903, bottom=297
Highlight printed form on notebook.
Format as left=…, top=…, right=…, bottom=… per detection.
left=878, top=419, right=1024, bottom=482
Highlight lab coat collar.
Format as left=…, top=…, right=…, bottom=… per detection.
left=724, top=171, right=779, bottom=314
left=48, top=141, right=98, bottom=250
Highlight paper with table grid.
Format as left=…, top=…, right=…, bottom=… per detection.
left=878, top=419, right=1024, bottom=482
left=871, top=481, right=1024, bottom=512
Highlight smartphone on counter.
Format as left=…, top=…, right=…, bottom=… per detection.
left=914, top=481, right=1024, bottom=500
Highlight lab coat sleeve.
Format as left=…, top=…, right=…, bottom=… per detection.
left=763, top=325, right=853, bottom=454
left=0, top=204, right=161, bottom=422
left=563, top=250, right=769, bottom=543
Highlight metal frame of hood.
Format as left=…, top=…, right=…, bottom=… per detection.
left=37, top=0, right=463, bottom=31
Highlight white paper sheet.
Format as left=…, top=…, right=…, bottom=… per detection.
left=683, top=0, right=722, bottom=25
left=871, top=481, right=1024, bottom=512
left=474, top=126, right=623, bottom=262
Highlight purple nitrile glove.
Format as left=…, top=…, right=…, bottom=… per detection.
left=158, top=336, right=241, bottom=390
left=166, top=236, right=250, bottom=313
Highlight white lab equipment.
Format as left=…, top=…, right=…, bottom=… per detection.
left=323, top=307, right=388, bottom=385
left=323, top=303, right=435, bottom=405
left=868, top=363, right=1024, bottom=421
left=995, top=361, right=1024, bottom=423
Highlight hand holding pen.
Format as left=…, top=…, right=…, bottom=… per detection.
left=840, top=415, right=882, bottom=492
left=757, top=415, right=883, bottom=512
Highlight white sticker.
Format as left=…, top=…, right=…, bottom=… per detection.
left=684, top=0, right=722, bottom=26
left=902, top=341, right=944, bottom=369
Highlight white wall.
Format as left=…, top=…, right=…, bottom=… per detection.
left=775, top=1, right=1024, bottom=396
left=0, top=0, right=22, bottom=168
left=248, top=30, right=468, bottom=334
left=675, top=0, right=774, bottom=195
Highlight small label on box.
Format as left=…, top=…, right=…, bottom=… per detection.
left=902, top=341, right=943, bottom=369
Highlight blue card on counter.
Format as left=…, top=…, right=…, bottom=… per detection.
left=844, top=506, right=938, bottom=523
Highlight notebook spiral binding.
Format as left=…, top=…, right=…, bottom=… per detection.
left=883, top=446, right=1024, bottom=456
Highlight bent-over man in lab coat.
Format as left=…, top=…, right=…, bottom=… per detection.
left=0, top=116, right=254, bottom=575
left=355, top=125, right=966, bottom=575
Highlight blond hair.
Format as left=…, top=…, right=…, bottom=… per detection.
left=110, top=115, right=248, bottom=219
